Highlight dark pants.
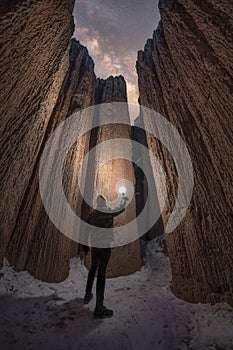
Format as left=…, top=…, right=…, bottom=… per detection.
left=85, top=247, right=111, bottom=309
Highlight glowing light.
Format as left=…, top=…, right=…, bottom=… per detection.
left=118, top=186, right=126, bottom=195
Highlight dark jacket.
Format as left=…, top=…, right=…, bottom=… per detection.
left=84, top=205, right=125, bottom=250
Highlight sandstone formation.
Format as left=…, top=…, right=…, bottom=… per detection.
left=84, top=76, right=143, bottom=277
left=136, top=0, right=233, bottom=304
left=6, top=38, right=96, bottom=282
left=0, top=0, right=99, bottom=281
left=0, top=2, right=142, bottom=281
left=131, top=119, right=164, bottom=242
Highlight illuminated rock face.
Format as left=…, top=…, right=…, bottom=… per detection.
left=6, top=38, right=96, bottom=282
left=0, top=3, right=142, bottom=281
left=0, top=0, right=98, bottom=282
left=84, top=76, right=143, bottom=277
left=137, top=0, right=233, bottom=304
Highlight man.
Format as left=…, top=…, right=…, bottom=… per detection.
left=82, top=194, right=128, bottom=319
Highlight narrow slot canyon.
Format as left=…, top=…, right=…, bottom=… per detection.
left=0, top=1, right=232, bottom=349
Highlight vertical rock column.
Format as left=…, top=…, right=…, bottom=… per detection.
left=1, top=1, right=96, bottom=282
left=9, top=39, right=96, bottom=282
left=85, top=76, right=143, bottom=277
left=0, top=0, right=75, bottom=270
left=131, top=117, right=164, bottom=241
left=3, top=36, right=97, bottom=281
left=136, top=0, right=233, bottom=304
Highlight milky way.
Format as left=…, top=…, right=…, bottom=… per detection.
left=73, top=0, right=160, bottom=106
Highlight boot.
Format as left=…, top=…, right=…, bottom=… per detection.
left=93, top=305, right=114, bottom=319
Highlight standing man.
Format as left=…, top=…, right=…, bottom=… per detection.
left=82, top=194, right=128, bottom=319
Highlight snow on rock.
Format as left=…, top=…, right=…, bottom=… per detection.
left=0, top=252, right=232, bottom=350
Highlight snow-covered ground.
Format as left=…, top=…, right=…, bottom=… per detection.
left=0, top=241, right=232, bottom=350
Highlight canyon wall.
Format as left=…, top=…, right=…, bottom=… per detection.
left=6, top=38, right=96, bottom=282
left=0, top=2, right=142, bottom=281
left=136, top=0, right=233, bottom=304
left=131, top=119, right=165, bottom=242
left=84, top=76, right=143, bottom=277
left=0, top=0, right=97, bottom=281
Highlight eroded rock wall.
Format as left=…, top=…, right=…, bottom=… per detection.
left=136, top=0, right=233, bottom=304
left=0, top=0, right=75, bottom=271
left=0, top=2, right=142, bottom=281
left=84, top=76, right=143, bottom=277
left=6, top=38, right=96, bottom=282
left=131, top=118, right=164, bottom=242
left=0, top=0, right=99, bottom=281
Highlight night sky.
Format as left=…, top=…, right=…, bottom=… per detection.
left=73, top=0, right=160, bottom=106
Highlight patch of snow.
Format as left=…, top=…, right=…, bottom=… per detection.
left=0, top=249, right=232, bottom=350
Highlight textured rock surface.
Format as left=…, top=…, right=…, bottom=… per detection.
left=136, top=0, right=233, bottom=304
left=0, top=0, right=99, bottom=281
left=6, top=38, right=96, bottom=282
left=85, top=76, right=143, bottom=277
left=0, top=2, right=142, bottom=281
left=131, top=119, right=164, bottom=242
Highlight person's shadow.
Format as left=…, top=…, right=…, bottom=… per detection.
left=0, top=293, right=103, bottom=349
